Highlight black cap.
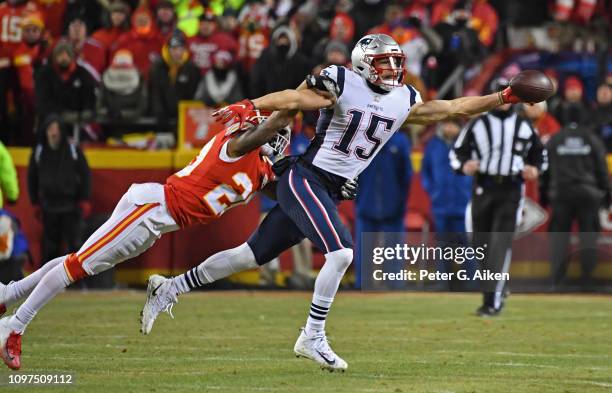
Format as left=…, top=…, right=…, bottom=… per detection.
left=168, top=31, right=186, bottom=48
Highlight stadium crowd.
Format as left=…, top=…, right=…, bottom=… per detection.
left=0, top=0, right=610, bottom=290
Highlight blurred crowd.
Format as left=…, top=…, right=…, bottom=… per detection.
left=0, top=0, right=609, bottom=148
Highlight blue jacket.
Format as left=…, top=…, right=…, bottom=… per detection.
left=356, top=132, right=412, bottom=220
left=421, top=135, right=472, bottom=216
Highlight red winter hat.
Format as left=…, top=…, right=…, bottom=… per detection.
left=564, top=76, right=584, bottom=93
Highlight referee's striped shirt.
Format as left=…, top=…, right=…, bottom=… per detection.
left=449, top=111, right=547, bottom=176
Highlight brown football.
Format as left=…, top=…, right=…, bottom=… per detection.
left=509, top=70, right=556, bottom=103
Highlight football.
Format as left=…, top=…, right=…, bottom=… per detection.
left=509, top=70, right=556, bottom=103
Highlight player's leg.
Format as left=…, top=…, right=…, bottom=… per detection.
left=140, top=205, right=304, bottom=334
left=0, top=184, right=178, bottom=369
left=277, top=166, right=353, bottom=371
left=0, top=256, right=65, bottom=314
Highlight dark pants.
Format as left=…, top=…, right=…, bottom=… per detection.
left=248, top=163, right=353, bottom=265
left=549, top=195, right=600, bottom=286
left=469, top=182, right=522, bottom=308
left=41, top=209, right=81, bottom=264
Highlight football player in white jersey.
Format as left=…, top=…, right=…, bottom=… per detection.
left=141, top=34, right=527, bottom=372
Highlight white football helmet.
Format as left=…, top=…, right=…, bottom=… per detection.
left=351, top=34, right=406, bottom=91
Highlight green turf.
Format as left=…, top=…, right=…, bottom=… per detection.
left=0, top=291, right=611, bottom=392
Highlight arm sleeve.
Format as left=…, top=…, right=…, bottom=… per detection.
left=449, top=119, right=477, bottom=174
left=0, top=143, right=19, bottom=202
left=314, top=65, right=345, bottom=99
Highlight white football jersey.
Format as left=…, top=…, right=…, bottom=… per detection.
left=302, top=65, right=422, bottom=180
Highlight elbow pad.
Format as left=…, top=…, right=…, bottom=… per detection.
left=305, top=74, right=340, bottom=100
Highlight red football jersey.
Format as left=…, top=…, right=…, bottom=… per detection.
left=164, top=132, right=275, bottom=227
left=0, top=2, right=40, bottom=57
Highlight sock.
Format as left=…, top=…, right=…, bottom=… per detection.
left=305, top=248, right=353, bottom=336
left=9, top=263, right=71, bottom=334
left=172, top=243, right=258, bottom=295
left=2, top=256, right=65, bottom=306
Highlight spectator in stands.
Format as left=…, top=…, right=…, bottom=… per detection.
left=150, top=31, right=200, bottom=132
left=28, top=114, right=91, bottom=264
left=99, top=49, right=146, bottom=121
left=156, top=1, right=177, bottom=41
left=421, top=120, right=472, bottom=234
left=543, top=119, right=610, bottom=291
left=250, top=25, right=312, bottom=97
left=188, top=10, right=238, bottom=76
left=34, top=0, right=66, bottom=39
left=66, top=16, right=106, bottom=78
left=62, top=0, right=104, bottom=34
left=421, top=120, right=477, bottom=290
left=554, top=76, right=589, bottom=126
left=91, top=1, right=131, bottom=54
left=13, top=11, right=52, bottom=144
left=114, top=7, right=164, bottom=78
left=35, top=40, right=96, bottom=132
left=312, top=40, right=350, bottom=75
left=354, top=132, right=412, bottom=289
left=311, top=10, right=355, bottom=63
left=523, top=101, right=561, bottom=145
left=0, top=209, right=29, bottom=284
left=469, top=0, right=498, bottom=48
left=428, top=0, right=483, bottom=95
left=236, top=3, right=270, bottom=75
left=195, top=50, right=243, bottom=107
left=0, top=141, right=19, bottom=207
left=590, top=82, right=612, bottom=151
left=172, top=0, right=204, bottom=37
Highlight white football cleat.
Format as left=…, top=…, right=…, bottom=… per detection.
left=294, top=328, right=348, bottom=372
left=0, top=316, right=21, bottom=370
left=140, top=275, right=178, bottom=335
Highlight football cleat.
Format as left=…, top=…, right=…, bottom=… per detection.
left=140, top=275, right=178, bottom=335
left=294, top=328, right=348, bottom=372
left=0, top=316, right=21, bottom=370
left=476, top=305, right=502, bottom=317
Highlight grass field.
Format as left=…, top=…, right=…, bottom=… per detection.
left=0, top=291, right=611, bottom=392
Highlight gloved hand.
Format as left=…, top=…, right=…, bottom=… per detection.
left=340, top=178, right=358, bottom=200
left=499, top=86, right=521, bottom=104
left=211, top=99, right=255, bottom=127
left=79, top=200, right=92, bottom=219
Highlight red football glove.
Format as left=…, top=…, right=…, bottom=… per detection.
left=500, top=87, right=521, bottom=104
left=211, top=99, right=255, bottom=127
left=79, top=200, right=92, bottom=219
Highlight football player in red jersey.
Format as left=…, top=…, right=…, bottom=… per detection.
left=0, top=109, right=295, bottom=370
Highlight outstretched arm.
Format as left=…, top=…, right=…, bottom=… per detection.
left=252, top=81, right=334, bottom=111
left=405, top=88, right=520, bottom=126
left=227, top=110, right=295, bottom=157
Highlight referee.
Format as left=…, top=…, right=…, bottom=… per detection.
left=449, top=78, right=547, bottom=316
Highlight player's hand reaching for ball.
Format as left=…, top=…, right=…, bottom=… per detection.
left=462, top=160, right=480, bottom=176
left=499, top=87, right=521, bottom=104
left=212, top=99, right=255, bottom=127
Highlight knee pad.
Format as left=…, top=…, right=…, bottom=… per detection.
left=326, top=248, right=353, bottom=273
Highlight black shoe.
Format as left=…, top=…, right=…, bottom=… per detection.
left=476, top=304, right=502, bottom=317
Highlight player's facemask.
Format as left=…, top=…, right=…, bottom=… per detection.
left=262, top=126, right=291, bottom=157
left=367, top=54, right=406, bottom=90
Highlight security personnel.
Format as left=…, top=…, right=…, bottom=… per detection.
left=542, top=120, right=610, bottom=290
left=450, top=77, right=547, bottom=316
